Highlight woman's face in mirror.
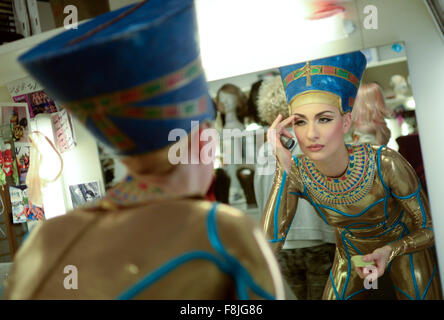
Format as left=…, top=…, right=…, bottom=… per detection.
left=291, top=103, right=351, bottom=162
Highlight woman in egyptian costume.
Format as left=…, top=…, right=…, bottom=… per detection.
left=3, top=0, right=284, bottom=300
left=261, top=51, right=442, bottom=300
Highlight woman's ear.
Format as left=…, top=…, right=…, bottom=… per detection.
left=342, top=112, right=352, bottom=133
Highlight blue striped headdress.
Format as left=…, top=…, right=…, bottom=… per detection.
left=279, top=51, right=367, bottom=114
left=18, top=0, right=214, bottom=155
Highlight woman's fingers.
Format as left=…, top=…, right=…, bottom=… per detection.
left=360, top=251, right=386, bottom=278
left=268, top=115, right=295, bottom=139
left=278, top=115, right=296, bottom=129
left=266, top=114, right=296, bottom=172
left=270, top=114, right=283, bottom=130
left=270, top=114, right=295, bottom=131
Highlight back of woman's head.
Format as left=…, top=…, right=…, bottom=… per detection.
left=257, top=76, right=288, bottom=126
left=352, top=83, right=392, bottom=145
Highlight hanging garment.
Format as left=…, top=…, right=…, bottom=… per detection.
left=26, top=131, right=63, bottom=207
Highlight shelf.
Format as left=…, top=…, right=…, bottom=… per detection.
left=366, top=56, right=407, bottom=69
left=385, top=95, right=415, bottom=110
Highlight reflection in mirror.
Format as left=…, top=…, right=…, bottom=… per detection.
left=208, top=43, right=442, bottom=300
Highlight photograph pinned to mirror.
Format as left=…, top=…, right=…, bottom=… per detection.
left=69, top=181, right=102, bottom=209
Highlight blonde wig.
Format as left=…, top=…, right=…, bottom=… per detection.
left=351, top=83, right=392, bottom=145
left=257, top=76, right=288, bottom=125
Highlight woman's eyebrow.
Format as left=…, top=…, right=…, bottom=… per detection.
left=315, top=111, right=335, bottom=117
left=292, top=110, right=335, bottom=118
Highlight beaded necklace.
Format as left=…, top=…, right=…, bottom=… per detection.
left=94, top=176, right=183, bottom=210
left=299, top=144, right=376, bottom=205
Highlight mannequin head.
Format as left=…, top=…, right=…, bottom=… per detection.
left=390, top=74, right=409, bottom=98
left=351, top=83, right=391, bottom=145
left=215, top=84, right=248, bottom=125
left=218, top=91, right=238, bottom=114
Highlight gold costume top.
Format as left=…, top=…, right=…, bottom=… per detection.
left=3, top=177, right=283, bottom=300
left=261, top=143, right=441, bottom=300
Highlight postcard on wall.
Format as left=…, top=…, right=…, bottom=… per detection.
left=13, top=90, right=59, bottom=118
left=6, top=77, right=59, bottom=118
left=69, top=181, right=102, bottom=209
left=9, top=186, right=45, bottom=224
left=14, top=142, right=31, bottom=186
left=0, top=123, right=20, bottom=187
left=0, top=102, right=31, bottom=143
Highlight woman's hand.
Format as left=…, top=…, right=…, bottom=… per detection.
left=267, top=114, right=296, bottom=172
left=355, top=245, right=392, bottom=279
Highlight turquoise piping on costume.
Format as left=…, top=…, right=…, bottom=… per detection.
left=117, top=202, right=275, bottom=300
left=271, top=145, right=436, bottom=300
left=388, top=221, right=437, bottom=300
left=330, top=269, right=340, bottom=299
left=116, top=251, right=231, bottom=300
left=270, top=170, right=287, bottom=243
left=422, top=265, right=438, bottom=299
left=206, top=203, right=275, bottom=300
left=317, top=198, right=385, bottom=218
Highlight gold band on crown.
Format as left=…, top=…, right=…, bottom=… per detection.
left=283, top=62, right=361, bottom=89
left=289, top=90, right=342, bottom=115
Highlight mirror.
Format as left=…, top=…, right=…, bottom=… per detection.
left=208, top=41, right=426, bottom=214
left=208, top=42, right=440, bottom=300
